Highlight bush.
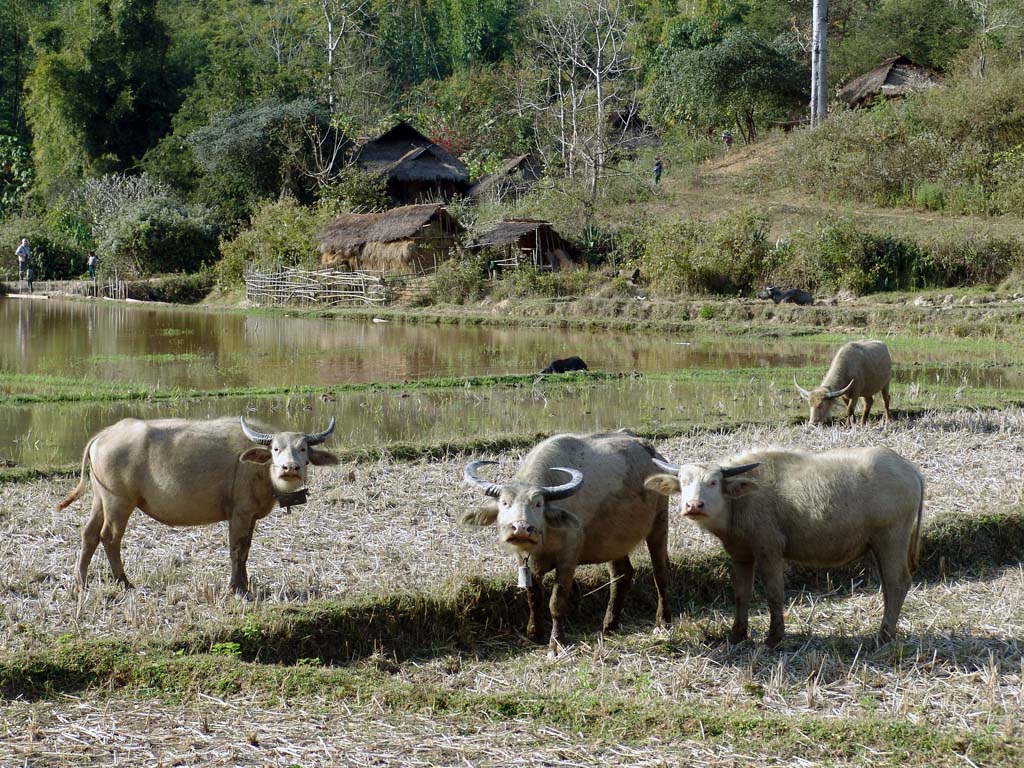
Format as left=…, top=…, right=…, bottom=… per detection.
left=491, top=266, right=594, bottom=300
left=0, top=213, right=85, bottom=280
left=639, top=208, right=772, bottom=296
left=99, top=197, right=220, bottom=277
left=770, top=218, right=1024, bottom=295
left=216, top=197, right=327, bottom=286
left=431, top=252, right=489, bottom=303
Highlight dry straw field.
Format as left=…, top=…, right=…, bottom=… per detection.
left=2, top=409, right=1024, bottom=766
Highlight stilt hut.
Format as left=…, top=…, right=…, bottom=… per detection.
left=839, top=56, right=942, bottom=109
left=470, top=220, right=576, bottom=271
left=354, top=121, right=470, bottom=204
left=318, top=204, right=465, bottom=274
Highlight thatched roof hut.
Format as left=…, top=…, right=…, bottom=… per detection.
left=319, top=204, right=465, bottom=273
left=470, top=219, right=576, bottom=271
left=355, top=121, right=470, bottom=204
left=838, top=55, right=942, bottom=109
left=608, top=110, right=662, bottom=152
left=467, top=154, right=543, bottom=204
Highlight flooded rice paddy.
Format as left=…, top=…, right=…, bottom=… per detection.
left=2, top=297, right=1023, bottom=468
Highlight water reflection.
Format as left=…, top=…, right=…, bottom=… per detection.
left=2, top=297, right=1022, bottom=468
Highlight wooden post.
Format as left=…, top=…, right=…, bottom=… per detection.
left=810, top=0, right=828, bottom=127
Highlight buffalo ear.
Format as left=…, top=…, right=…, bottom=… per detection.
left=240, top=447, right=272, bottom=464
left=309, top=448, right=340, bottom=466
left=544, top=506, right=580, bottom=529
left=645, top=474, right=681, bottom=497
left=723, top=477, right=758, bottom=498
left=460, top=500, right=499, bottom=527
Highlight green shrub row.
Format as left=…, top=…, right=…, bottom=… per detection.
left=632, top=210, right=1024, bottom=297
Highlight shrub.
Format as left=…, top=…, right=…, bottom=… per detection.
left=216, top=197, right=327, bottom=286
left=431, top=252, right=489, bottom=303
left=639, top=208, right=772, bottom=296
left=0, top=213, right=85, bottom=280
left=99, top=197, right=220, bottom=277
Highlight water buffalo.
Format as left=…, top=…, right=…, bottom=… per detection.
left=57, top=416, right=339, bottom=594
left=462, top=432, right=670, bottom=654
left=540, top=356, right=589, bottom=374
left=645, top=447, right=923, bottom=646
left=795, top=339, right=893, bottom=425
left=757, top=286, right=814, bottom=305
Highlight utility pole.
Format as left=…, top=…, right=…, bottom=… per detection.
left=810, top=0, right=828, bottom=127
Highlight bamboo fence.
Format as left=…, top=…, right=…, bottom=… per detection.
left=244, top=266, right=435, bottom=307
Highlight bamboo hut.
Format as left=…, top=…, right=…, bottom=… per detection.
left=318, top=204, right=465, bottom=273
left=355, top=121, right=470, bottom=204
left=467, top=154, right=543, bottom=204
left=838, top=56, right=942, bottom=109
left=470, top=219, right=576, bottom=271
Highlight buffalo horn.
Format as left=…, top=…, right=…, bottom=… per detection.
left=793, top=376, right=811, bottom=400
left=825, top=379, right=855, bottom=400
left=721, top=462, right=761, bottom=478
left=542, top=467, right=584, bottom=500
left=464, top=460, right=503, bottom=498
left=652, top=457, right=680, bottom=474
left=305, top=416, right=337, bottom=445
left=240, top=416, right=273, bottom=445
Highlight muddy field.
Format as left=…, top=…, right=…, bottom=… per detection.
left=2, top=410, right=1024, bottom=765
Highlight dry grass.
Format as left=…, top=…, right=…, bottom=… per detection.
left=2, top=409, right=1024, bottom=765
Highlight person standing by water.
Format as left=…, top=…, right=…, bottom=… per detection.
left=653, top=156, right=663, bottom=184
left=15, top=238, right=30, bottom=280
left=87, top=251, right=98, bottom=280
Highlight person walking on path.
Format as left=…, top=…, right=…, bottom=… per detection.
left=15, top=238, right=30, bottom=280
left=653, top=157, right=663, bottom=184
left=87, top=251, right=98, bottom=280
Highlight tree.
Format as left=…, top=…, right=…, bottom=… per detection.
left=522, top=0, right=639, bottom=199
left=648, top=28, right=808, bottom=142
left=24, top=0, right=181, bottom=191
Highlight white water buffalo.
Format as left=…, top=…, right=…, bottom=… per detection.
left=796, top=340, right=893, bottom=425
left=462, top=432, right=670, bottom=654
left=645, top=447, right=923, bottom=646
left=57, top=416, right=339, bottom=594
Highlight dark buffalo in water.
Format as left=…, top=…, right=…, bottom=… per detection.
left=757, top=286, right=814, bottom=305
left=540, top=356, right=589, bottom=374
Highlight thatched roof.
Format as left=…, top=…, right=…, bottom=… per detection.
left=355, top=121, right=469, bottom=184
left=608, top=109, right=662, bottom=150
left=838, top=55, right=942, bottom=109
left=467, top=154, right=543, bottom=199
left=470, top=219, right=567, bottom=250
left=319, top=204, right=465, bottom=252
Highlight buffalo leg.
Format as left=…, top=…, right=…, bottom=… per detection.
left=548, top=566, right=576, bottom=655
left=861, top=395, right=874, bottom=425
left=729, top=559, right=755, bottom=643
left=758, top=556, right=787, bottom=647
left=881, top=386, right=892, bottom=424
left=602, top=556, right=635, bottom=633
left=645, top=514, right=672, bottom=626
left=525, top=573, right=546, bottom=642
left=844, top=396, right=857, bottom=426
left=872, top=538, right=912, bottom=643
left=228, top=514, right=257, bottom=595
left=75, top=498, right=105, bottom=590
left=98, top=498, right=133, bottom=589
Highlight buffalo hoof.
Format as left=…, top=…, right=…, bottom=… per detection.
left=601, top=619, right=621, bottom=634
left=727, top=630, right=749, bottom=645
left=764, top=632, right=784, bottom=649
left=877, top=627, right=896, bottom=645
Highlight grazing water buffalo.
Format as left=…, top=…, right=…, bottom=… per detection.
left=540, top=356, right=589, bottom=374
left=57, top=416, right=339, bottom=594
left=796, top=339, right=893, bottom=425
left=757, top=286, right=814, bottom=305
left=462, top=432, right=670, bottom=654
left=645, top=447, right=923, bottom=646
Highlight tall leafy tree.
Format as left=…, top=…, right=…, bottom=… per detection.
left=24, top=0, right=181, bottom=190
